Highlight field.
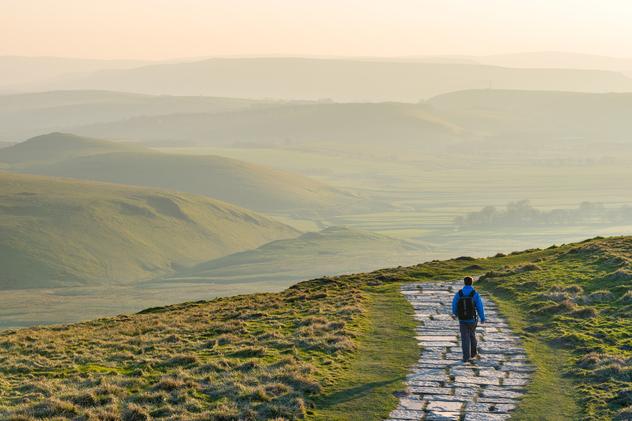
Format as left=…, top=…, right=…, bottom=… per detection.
left=160, top=144, right=632, bottom=257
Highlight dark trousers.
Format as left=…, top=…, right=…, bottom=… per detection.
left=459, top=321, right=478, bottom=361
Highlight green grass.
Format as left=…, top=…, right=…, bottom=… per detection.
left=1, top=236, right=630, bottom=419
left=0, top=171, right=298, bottom=289
left=483, top=290, right=581, bottom=420
left=308, top=283, right=418, bottom=420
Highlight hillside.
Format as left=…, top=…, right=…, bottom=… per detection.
left=0, top=132, right=147, bottom=165
left=1, top=133, right=357, bottom=214
left=69, top=91, right=632, bottom=154
left=428, top=89, right=632, bottom=142
left=0, top=172, right=298, bottom=289
left=160, top=226, right=428, bottom=285
left=0, top=90, right=271, bottom=141
left=0, top=236, right=629, bottom=419
left=35, top=57, right=632, bottom=101
left=71, top=102, right=463, bottom=147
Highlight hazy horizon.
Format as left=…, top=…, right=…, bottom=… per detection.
left=3, top=0, right=632, bottom=60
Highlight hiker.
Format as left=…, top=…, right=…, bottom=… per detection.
left=451, top=276, right=486, bottom=363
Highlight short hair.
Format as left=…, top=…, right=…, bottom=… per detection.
left=464, top=276, right=473, bottom=285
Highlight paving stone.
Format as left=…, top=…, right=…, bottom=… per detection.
left=478, top=369, right=508, bottom=378
left=477, top=397, right=519, bottom=404
left=481, top=389, right=523, bottom=399
left=419, top=359, right=460, bottom=365
left=422, top=394, right=470, bottom=402
left=425, top=412, right=461, bottom=420
left=426, top=401, right=464, bottom=412
left=410, top=387, right=453, bottom=395
left=465, top=402, right=494, bottom=412
left=453, top=387, right=479, bottom=398
left=389, top=408, right=426, bottom=419
left=454, top=375, right=500, bottom=385
left=501, top=377, right=530, bottom=386
left=463, top=413, right=511, bottom=421
left=417, top=335, right=457, bottom=341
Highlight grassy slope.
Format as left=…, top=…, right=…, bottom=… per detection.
left=2, top=133, right=355, bottom=214
left=0, top=132, right=147, bottom=165
left=163, top=226, right=426, bottom=285
left=0, top=236, right=630, bottom=420
left=307, top=283, right=418, bottom=420
left=0, top=171, right=298, bottom=289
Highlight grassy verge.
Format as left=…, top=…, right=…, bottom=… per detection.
left=480, top=287, right=581, bottom=420
left=308, top=283, right=418, bottom=420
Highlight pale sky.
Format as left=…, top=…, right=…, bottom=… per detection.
left=2, top=0, right=632, bottom=60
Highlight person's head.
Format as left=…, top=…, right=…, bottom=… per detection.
left=464, top=276, right=473, bottom=286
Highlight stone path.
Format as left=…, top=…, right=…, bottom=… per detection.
left=387, top=282, right=534, bottom=421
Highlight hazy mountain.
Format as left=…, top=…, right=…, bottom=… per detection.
left=0, top=171, right=299, bottom=289
left=1, top=133, right=358, bottom=214
left=477, top=52, right=632, bottom=75
left=0, top=56, right=150, bottom=91
left=428, top=89, right=632, bottom=142
left=69, top=90, right=632, bottom=155
left=33, top=57, right=632, bottom=101
left=71, top=102, right=463, bottom=148
left=0, top=90, right=271, bottom=141
left=160, top=226, right=428, bottom=286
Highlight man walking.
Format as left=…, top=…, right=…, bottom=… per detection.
left=451, top=276, right=486, bottom=363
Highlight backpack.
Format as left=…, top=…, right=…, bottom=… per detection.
left=457, top=289, right=477, bottom=320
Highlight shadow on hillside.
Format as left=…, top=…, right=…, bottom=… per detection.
left=315, top=377, right=402, bottom=406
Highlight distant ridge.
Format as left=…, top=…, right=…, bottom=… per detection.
left=0, top=90, right=270, bottom=141
left=428, top=89, right=632, bottom=141
left=1, top=133, right=358, bottom=214
left=31, top=57, right=632, bottom=101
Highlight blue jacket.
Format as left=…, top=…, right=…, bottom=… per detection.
left=452, top=285, right=485, bottom=323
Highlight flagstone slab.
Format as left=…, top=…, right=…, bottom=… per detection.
left=425, top=401, right=464, bottom=412
left=425, top=412, right=461, bottom=420
left=463, top=413, right=511, bottom=421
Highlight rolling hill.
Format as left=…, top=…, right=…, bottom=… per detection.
left=34, top=57, right=632, bottom=101
left=159, top=226, right=428, bottom=286
left=428, top=89, right=632, bottom=141
left=0, top=236, right=629, bottom=419
left=1, top=133, right=358, bottom=214
left=0, top=132, right=147, bottom=165
left=0, top=90, right=271, bottom=142
left=0, top=171, right=299, bottom=289
left=71, top=102, right=463, bottom=148
left=68, top=90, right=632, bottom=155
